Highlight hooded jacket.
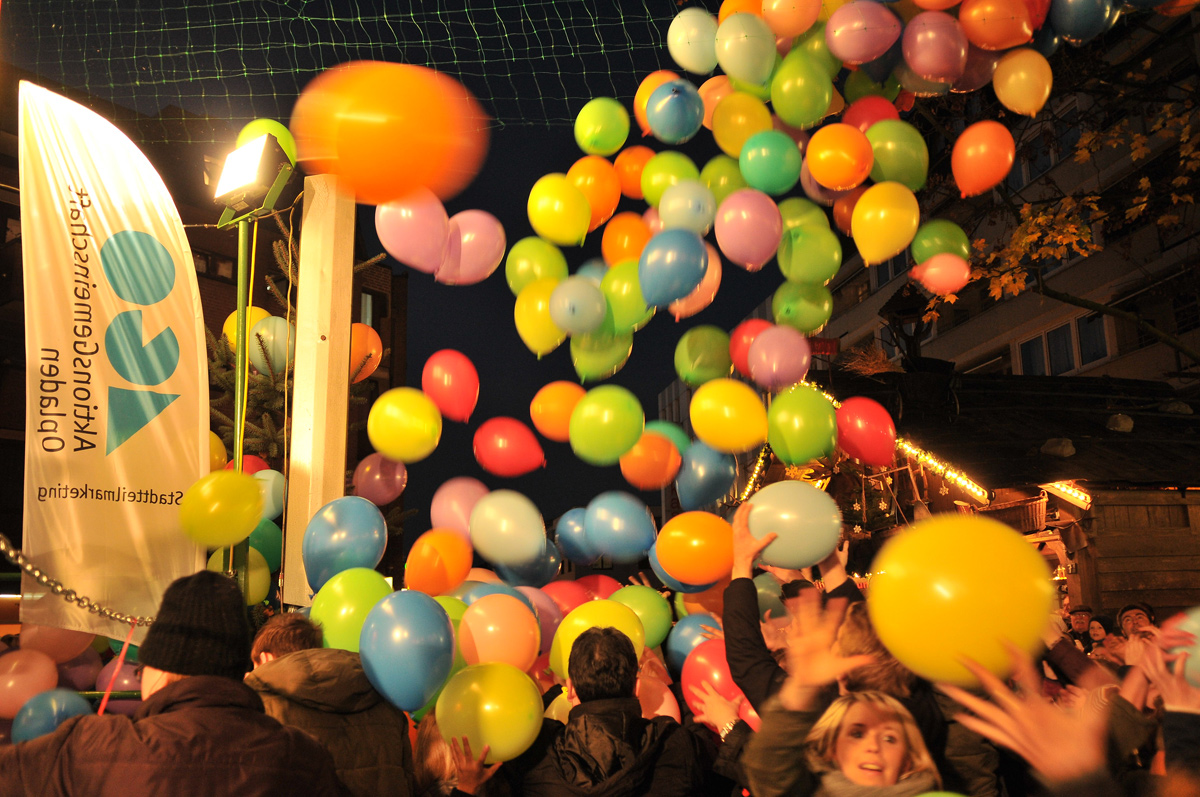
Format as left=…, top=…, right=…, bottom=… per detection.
left=244, top=647, right=416, bottom=797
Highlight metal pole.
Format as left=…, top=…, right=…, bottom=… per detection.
left=222, top=218, right=251, bottom=598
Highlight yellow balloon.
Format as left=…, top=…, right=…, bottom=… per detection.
left=179, top=471, right=263, bottom=547
left=514, top=278, right=567, bottom=357
left=689, top=378, right=768, bottom=454
left=868, top=515, right=1055, bottom=687
left=544, top=692, right=572, bottom=722
left=549, top=599, right=646, bottom=679
left=850, top=181, right=920, bottom=266
left=527, top=173, right=591, bottom=247
left=222, top=306, right=272, bottom=346
left=818, top=0, right=851, bottom=22
left=711, top=92, right=772, bottom=158
left=367, top=387, right=443, bottom=463
left=993, top=48, right=1053, bottom=117
left=208, top=431, right=228, bottom=472
left=436, top=663, right=544, bottom=763
left=207, top=547, right=272, bottom=605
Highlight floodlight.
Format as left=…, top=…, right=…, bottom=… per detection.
left=215, top=133, right=294, bottom=228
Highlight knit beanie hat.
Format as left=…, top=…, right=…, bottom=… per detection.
left=138, top=571, right=253, bottom=679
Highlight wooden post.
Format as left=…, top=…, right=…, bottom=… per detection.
left=282, top=175, right=355, bottom=606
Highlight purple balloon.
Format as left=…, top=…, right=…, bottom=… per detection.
left=436, top=210, right=507, bottom=286
left=800, top=160, right=853, bottom=207
left=95, top=658, right=141, bottom=716
left=375, top=188, right=450, bottom=274
left=430, top=477, right=489, bottom=539
left=747, top=325, right=812, bottom=391
left=825, top=1, right=902, bottom=65
left=352, top=453, right=409, bottom=506
left=56, top=647, right=103, bottom=691
left=902, top=12, right=967, bottom=84
left=516, top=586, right=564, bottom=657
left=714, top=189, right=783, bottom=272
left=952, top=45, right=1000, bottom=93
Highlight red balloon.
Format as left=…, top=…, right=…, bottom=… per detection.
left=540, top=580, right=593, bottom=616
left=1022, top=0, right=1050, bottom=29
left=224, top=454, right=271, bottom=474
left=836, top=397, right=897, bottom=466
left=680, top=639, right=750, bottom=732
left=576, top=574, right=622, bottom=600
left=472, top=417, right=545, bottom=478
left=729, top=319, right=773, bottom=378
left=841, top=95, right=900, bottom=134
left=421, top=349, right=480, bottom=423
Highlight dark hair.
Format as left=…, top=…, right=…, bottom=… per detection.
left=568, top=627, right=638, bottom=703
left=252, top=612, right=324, bottom=661
left=781, top=579, right=817, bottom=601
left=1117, top=603, right=1156, bottom=629
left=1091, top=615, right=1115, bottom=635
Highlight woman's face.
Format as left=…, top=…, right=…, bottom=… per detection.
left=834, top=702, right=908, bottom=787
left=1089, top=620, right=1107, bottom=641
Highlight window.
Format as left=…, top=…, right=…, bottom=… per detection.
left=870, top=253, right=909, bottom=291
left=1020, top=338, right=1046, bottom=375
left=1017, top=314, right=1109, bottom=375
left=1174, top=291, right=1200, bottom=334
left=215, top=257, right=234, bottom=280
left=1077, top=313, right=1108, bottom=365
left=192, top=251, right=208, bottom=274
left=361, top=289, right=389, bottom=332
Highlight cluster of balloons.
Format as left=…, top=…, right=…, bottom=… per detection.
left=221, top=306, right=297, bottom=378
left=376, top=189, right=506, bottom=286
left=0, top=627, right=106, bottom=743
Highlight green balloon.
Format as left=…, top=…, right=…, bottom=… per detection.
left=506, top=237, right=568, bottom=296
left=645, top=420, right=691, bottom=456
left=767, top=383, right=837, bottom=466
left=729, top=54, right=780, bottom=102
left=641, top=151, right=700, bottom=208
left=843, top=70, right=901, bottom=104
left=434, top=595, right=468, bottom=624
left=310, top=567, right=393, bottom=653
left=778, top=225, right=842, bottom=285
left=866, top=120, right=929, bottom=192
left=794, top=23, right=842, bottom=81
left=611, top=585, right=673, bottom=649
left=770, top=50, right=832, bottom=130
left=570, top=311, right=634, bottom=383
left=411, top=596, right=467, bottom=722
left=778, top=197, right=830, bottom=232
left=740, top=130, right=802, bottom=196
left=674, top=326, right=733, bottom=387
left=701, top=155, right=748, bottom=207
left=674, top=589, right=689, bottom=619
left=248, top=517, right=283, bottom=572
left=911, top=219, right=971, bottom=264
left=601, top=260, right=654, bottom=334
left=574, top=97, right=630, bottom=157
left=772, top=281, right=833, bottom=334
left=569, top=385, right=645, bottom=466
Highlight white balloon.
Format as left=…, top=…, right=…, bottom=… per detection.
left=658, top=180, right=717, bottom=236
left=668, top=8, right=720, bottom=74
left=469, top=490, right=547, bottom=568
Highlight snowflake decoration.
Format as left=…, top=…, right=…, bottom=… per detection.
left=885, top=476, right=893, bottom=485
left=878, top=499, right=889, bottom=512
left=852, top=501, right=861, bottom=512
left=852, top=524, right=863, bottom=535
left=939, top=484, right=950, bottom=496
left=833, top=464, right=840, bottom=473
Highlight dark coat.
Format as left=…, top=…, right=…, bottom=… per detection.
left=244, top=648, right=416, bottom=797
left=0, top=675, right=348, bottom=797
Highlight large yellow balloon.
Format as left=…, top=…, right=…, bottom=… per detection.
left=527, top=173, right=591, bottom=247
left=993, top=48, right=1053, bottom=117
left=222, top=306, right=272, bottom=346
left=436, top=663, right=544, bottom=763
left=689, top=378, right=768, bottom=454
left=367, top=387, right=443, bottom=463
left=549, top=599, right=646, bottom=679
left=207, top=547, right=272, bottom=605
left=514, top=278, right=567, bottom=357
left=850, top=181, right=920, bottom=266
left=712, top=92, right=773, bottom=158
left=868, top=515, right=1055, bottom=687
left=179, top=471, right=263, bottom=547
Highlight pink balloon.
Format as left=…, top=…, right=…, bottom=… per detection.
left=903, top=12, right=968, bottom=83
left=431, top=477, right=490, bottom=538
left=800, top=160, right=854, bottom=206
left=825, top=1, right=903, bottom=64
left=747, top=325, right=812, bottom=391
left=0, top=649, right=57, bottom=719
left=911, top=253, right=971, bottom=294
left=421, top=349, right=480, bottom=422
left=715, top=189, right=783, bottom=271
left=352, top=453, right=408, bottom=506
left=643, top=206, right=665, bottom=234
left=637, top=676, right=682, bottom=722
left=576, top=574, right=623, bottom=600
left=436, top=210, right=507, bottom=286
left=95, top=658, right=141, bottom=716
left=468, top=568, right=502, bottom=584
left=669, top=243, right=723, bottom=321
left=540, top=580, right=593, bottom=616
left=375, top=188, right=450, bottom=274
left=517, top=586, right=565, bottom=657
left=458, top=594, right=541, bottom=671
left=952, top=45, right=1001, bottom=93
left=56, top=647, right=103, bottom=691
left=20, top=624, right=95, bottom=663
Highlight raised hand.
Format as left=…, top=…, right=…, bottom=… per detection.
left=777, top=590, right=874, bottom=711
left=732, top=503, right=777, bottom=580
left=449, top=736, right=501, bottom=795
left=1141, top=646, right=1200, bottom=714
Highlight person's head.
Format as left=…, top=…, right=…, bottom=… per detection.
left=413, top=712, right=457, bottom=796
left=805, top=691, right=940, bottom=789
left=781, top=578, right=816, bottom=615
left=251, top=612, right=324, bottom=667
left=834, top=602, right=916, bottom=699
left=137, top=570, right=253, bottom=699
left=1118, top=603, right=1155, bottom=636
left=567, top=627, right=638, bottom=705
left=1090, top=615, right=1114, bottom=642
left=1069, top=605, right=1093, bottom=634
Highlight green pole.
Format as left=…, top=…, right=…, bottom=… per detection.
left=223, top=218, right=251, bottom=598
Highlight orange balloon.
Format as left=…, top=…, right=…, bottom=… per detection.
left=405, top=528, right=473, bottom=595
left=720, top=0, right=764, bottom=23
left=291, top=61, right=490, bottom=205
left=682, top=577, right=732, bottom=618
left=952, top=120, right=1015, bottom=198
left=614, top=146, right=656, bottom=199
left=806, top=123, right=874, bottom=191
left=656, top=512, right=735, bottom=585
left=699, top=76, right=735, bottom=131
left=1157, top=0, right=1199, bottom=15
left=530, top=381, right=587, bottom=442
left=601, top=212, right=653, bottom=266
left=913, top=0, right=960, bottom=10
left=634, top=70, right=680, bottom=135
left=349, top=322, right=383, bottom=383
left=567, top=156, right=622, bottom=232
left=458, top=593, right=541, bottom=671
left=957, top=0, right=1032, bottom=50
left=833, top=185, right=869, bottom=236
left=619, top=432, right=683, bottom=491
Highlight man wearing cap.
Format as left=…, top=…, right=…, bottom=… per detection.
left=1067, top=604, right=1094, bottom=653
left=0, top=571, right=349, bottom=796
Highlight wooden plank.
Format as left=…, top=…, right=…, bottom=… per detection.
left=1093, top=490, right=1200, bottom=507
left=1097, top=556, right=1200, bottom=573
left=1093, top=530, right=1198, bottom=557
left=1100, top=589, right=1200, bottom=609
left=282, top=175, right=355, bottom=606
left=1099, top=570, right=1200, bottom=592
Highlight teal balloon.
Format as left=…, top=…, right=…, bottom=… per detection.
left=770, top=51, right=832, bottom=130
left=249, top=517, right=283, bottom=572
left=772, top=282, right=833, bottom=334
left=645, top=420, right=691, bottom=456
left=674, top=326, right=733, bottom=386
left=911, top=219, right=970, bottom=264
left=777, top=226, right=842, bottom=285
left=866, top=120, right=929, bottom=191
left=778, top=197, right=830, bottom=232
left=600, top=260, right=654, bottom=334
left=739, top=130, right=803, bottom=196
left=676, top=441, right=736, bottom=510
left=248, top=316, right=295, bottom=375
left=754, top=573, right=787, bottom=622
left=254, top=468, right=286, bottom=520
left=794, top=23, right=842, bottom=80
left=767, top=383, right=838, bottom=465
left=12, top=689, right=92, bottom=743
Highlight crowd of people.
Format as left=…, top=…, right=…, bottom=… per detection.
left=2, top=503, right=1198, bottom=796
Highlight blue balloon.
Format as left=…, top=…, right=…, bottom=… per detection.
left=496, top=544, right=562, bottom=588
left=666, top=612, right=719, bottom=672
left=584, top=491, right=658, bottom=563
left=746, top=480, right=842, bottom=569
left=675, top=441, right=736, bottom=510
left=248, top=315, right=296, bottom=376
left=645, top=79, right=705, bottom=145
left=302, top=496, right=387, bottom=593
left=12, top=689, right=92, bottom=743
left=638, top=229, right=708, bottom=308
left=556, top=508, right=598, bottom=565
left=1049, top=0, right=1113, bottom=44
left=576, top=258, right=608, bottom=285
left=549, top=276, right=608, bottom=335
left=1032, top=23, right=1060, bottom=57
left=649, top=545, right=716, bottom=594
left=360, top=590, right=455, bottom=712
left=450, top=580, right=536, bottom=613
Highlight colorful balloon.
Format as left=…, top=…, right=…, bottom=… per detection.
left=527, top=174, right=591, bottom=247
left=567, top=155, right=622, bottom=232
left=641, top=151, right=701, bottom=208
left=614, top=146, right=656, bottom=199
left=406, top=529, right=474, bottom=596
left=670, top=243, right=723, bottom=320
left=806, top=123, right=874, bottom=190
left=574, top=97, right=630, bottom=156
left=777, top=225, right=841, bottom=284
left=19, top=625, right=94, bottom=664
left=836, top=396, right=897, bottom=465
left=659, top=180, right=718, bottom=236
left=666, top=613, right=720, bottom=672
left=767, top=383, right=838, bottom=464
left=469, top=490, right=547, bottom=568
left=639, top=229, right=709, bottom=307
left=436, top=663, right=543, bottom=763
left=646, top=80, right=706, bottom=145
left=529, top=381, right=586, bottom=443
left=866, top=120, right=929, bottom=191
left=611, top=586, right=674, bottom=649
left=716, top=13, right=778, bottom=84
left=690, top=378, right=768, bottom=454
left=430, top=477, right=489, bottom=538
left=850, top=181, right=920, bottom=265
left=700, top=154, right=749, bottom=207
left=458, top=594, right=541, bottom=671
left=180, top=470, right=262, bottom=548
left=368, top=387, right=442, bottom=463
left=676, top=441, right=738, bottom=510
left=952, top=120, right=1015, bottom=198
left=310, top=567, right=392, bottom=652
left=912, top=219, right=971, bottom=263
left=825, top=2, right=903, bottom=63
left=601, top=212, right=652, bottom=266
left=506, top=236, right=569, bottom=296
left=514, top=278, right=567, bottom=358
left=436, top=209, right=507, bottom=287
left=421, top=350, right=479, bottom=423
left=902, top=11, right=969, bottom=83
left=570, top=325, right=635, bottom=383
left=958, top=0, right=1033, bottom=49
left=657, top=512, right=735, bottom=585
left=634, top=70, right=681, bottom=134
left=620, top=432, right=684, bottom=491
left=550, top=600, right=646, bottom=679
left=730, top=318, right=774, bottom=377
left=739, top=130, right=803, bottom=195
left=841, top=95, right=900, bottom=133
left=748, top=325, right=812, bottom=390
left=569, top=385, right=645, bottom=466
left=11, top=689, right=91, bottom=743
left=473, top=418, right=545, bottom=478
left=715, top=188, right=783, bottom=271
left=374, top=189, right=449, bottom=275
left=770, top=50, right=834, bottom=130
left=360, top=590, right=455, bottom=712
left=248, top=316, right=295, bottom=376
left=669, top=8, right=721, bottom=73
left=584, top=491, right=658, bottom=562
left=772, top=281, right=833, bottom=334
left=303, top=495, right=387, bottom=593
left=712, top=92, right=773, bottom=158
left=993, top=48, right=1053, bottom=116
